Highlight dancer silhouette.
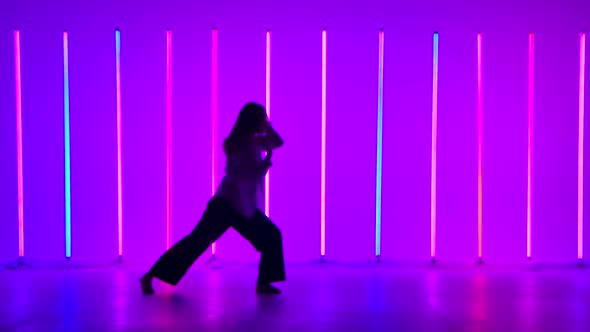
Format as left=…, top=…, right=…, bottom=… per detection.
left=141, top=102, right=285, bottom=295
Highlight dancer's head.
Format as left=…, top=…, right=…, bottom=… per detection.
left=224, top=102, right=268, bottom=153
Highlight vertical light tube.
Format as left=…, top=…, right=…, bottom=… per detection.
left=14, top=30, right=24, bottom=259
left=431, top=32, right=439, bottom=259
left=166, top=30, right=172, bottom=250
left=63, top=32, right=72, bottom=258
left=115, top=29, right=123, bottom=258
left=477, top=33, right=483, bottom=261
left=211, top=28, right=218, bottom=255
left=321, top=29, right=327, bottom=257
left=579, top=33, right=586, bottom=261
left=265, top=30, right=271, bottom=217
left=376, top=30, right=384, bottom=257
left=527, top=33, right=534, bottom=260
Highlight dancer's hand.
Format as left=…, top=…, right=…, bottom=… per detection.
left=260, top=124, right=283, bottom=150
left=265, top=145, right=274, bottom=158
left=258, top=150, right=273, bottom=177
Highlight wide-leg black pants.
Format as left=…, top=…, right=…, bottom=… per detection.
left=148, top=197, right=286, bottom=286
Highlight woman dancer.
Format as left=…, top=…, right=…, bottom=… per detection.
left=140, top=102, right=285, bottom=295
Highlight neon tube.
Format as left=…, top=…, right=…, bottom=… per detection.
left=527, top=33, right=534, bottom=260
left=321, top=29, right=327, bottom=257
left=431, top=32, right=439, bottom=259
left=63, top=32, right=72, bottom=258
left=376, top=30, right=384, bottom=257
left=115, top=29, right=123, bottom=258
left=579, top=33, right=586, bottom=260
left=211, top=28, right=218, bottom=255
left=265, top=30, right=271, bottom=217
left=477, top=33, right=483, bottom=261
left=166, top=30, right=172, bottom=250
left=14, top=30, right=24, bottom=259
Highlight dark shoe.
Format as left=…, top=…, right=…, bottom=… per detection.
left=140, top=275, right=155, bottom=295
left=256, top=284, right=281, bottom=295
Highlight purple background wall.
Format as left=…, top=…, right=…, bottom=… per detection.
left=0, top=0, right=588, bottom=265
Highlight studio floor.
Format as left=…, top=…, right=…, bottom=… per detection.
left=1, top=261, right=589, bottom=332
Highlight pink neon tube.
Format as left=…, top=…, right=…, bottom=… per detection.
left=212, top=28, right=218, bottom=255
left=579, top=33, right=586, bottom=260
left=15, top=30, right=24, bottom=258
left=477, top=33, right=483, bottom=260
left=115, top=30, right=123, bottom=257
left=431, top=33, right=439, bottom=259
left=265, top=30, right=271, bottom=217
left=321, top=30, right=327, bottom=257
left=166, top=30, right=172, bottom=250
left=527, top=33, right=534, bottom=259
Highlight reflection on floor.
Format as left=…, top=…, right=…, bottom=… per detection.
left=1, top=261, right=589, bottom=331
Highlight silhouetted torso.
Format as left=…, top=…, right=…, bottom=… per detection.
left=216, top=137, right=264, bottom=219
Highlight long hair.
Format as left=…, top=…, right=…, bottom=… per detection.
left=224, top=102, right=267, bottom=154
